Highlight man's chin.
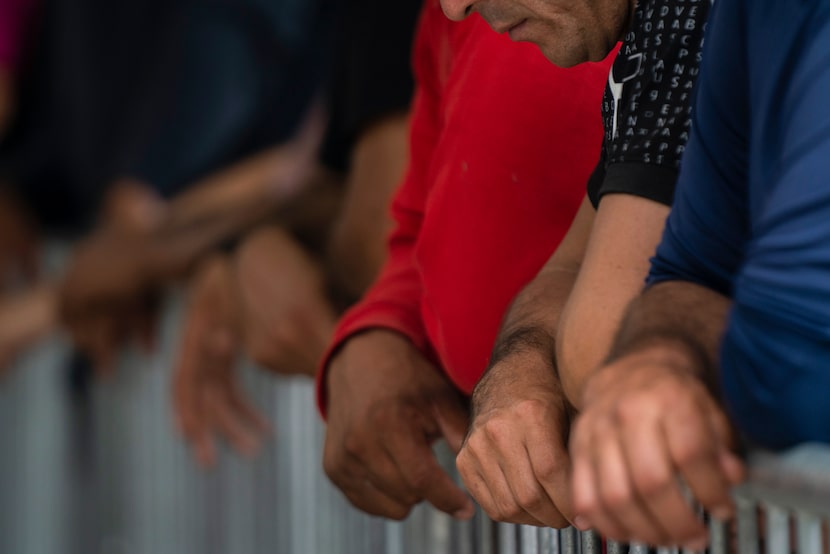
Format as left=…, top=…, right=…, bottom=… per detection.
left=537, top=44, right=588, bottom=68
left=538, top=41, right=613, bottom=68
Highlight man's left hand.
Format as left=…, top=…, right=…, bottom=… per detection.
left=569, top=343, right=745, bottom=549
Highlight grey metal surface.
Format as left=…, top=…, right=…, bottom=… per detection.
left=581, top=529, right=601, bottom=554
left=559, top=527, right=578, bottom=554
left=795, top=511, right=822, bottom=554
left=736, top=498, right=759, bottom=554
left=708, top=518, right=728, bottom=554
left=606, top=540, right=628, bottom=554
left=763, top=503, right=789, bottom=554
left=520, top=525, right=539, bottom=554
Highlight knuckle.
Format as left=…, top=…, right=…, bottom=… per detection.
left=482, top=418, right=512, bottom=447
left=632, top=469, right=671, bottom=498
left=515, top=486, right=545, bottom=513
left=614, top=398, right=644, bottom=424
left=513, top=399, right=545, bottom=420
left=341, top=434, right=365, bottom=459
left=534, top=455, right=563, bottom=482
left=674, top=441, right=708, bottom=468
left=456, top=450, right=474, bottom=477
left=367, top=402, right=396, bottom=428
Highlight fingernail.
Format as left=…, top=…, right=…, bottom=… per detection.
left=573, top=516, right=590, bottom=530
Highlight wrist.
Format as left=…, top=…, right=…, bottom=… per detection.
left=608, top=332, right=713, bottom=383
left=326, top=328, right=413, bottom=390
left=583, top=340, right=709, bottom=407
left=473, top=347, right=566, bottom=416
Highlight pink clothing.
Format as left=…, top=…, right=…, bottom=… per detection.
left=0, top=0, right=36, bottom=69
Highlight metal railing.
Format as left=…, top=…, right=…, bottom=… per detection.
left=0, top=294, right=828, bottom=553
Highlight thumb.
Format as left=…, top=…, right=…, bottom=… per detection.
left=432, top=393, right=470, bottom=454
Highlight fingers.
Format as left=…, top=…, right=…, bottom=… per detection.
left=226, top=382, right=272, bottom=435
left=172, top=292, right=268, bottom=466
left=458, top=444, right=546, bottom=526
left=432, top=393, right=469, bottom=454
left=204, top=387, right=261, bottom=456
left=385, top=426, right=474, bottom=519
left=664, top=397, right=739, bottom=521
left=570, top=419, right=630, bottom=541
left=323, top=439, right=416, bottom=521
left=571, top=367, right=737, bottom=550
left=592, top=428, right=673, bottom=546
left=337, top=463, right=415, bottom=520
left=621, top=413, right=707, bottom=546
left=458, top=418, right=571, bottom=527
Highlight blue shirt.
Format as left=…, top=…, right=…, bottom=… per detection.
left=647, top=0, right=830, bottom=449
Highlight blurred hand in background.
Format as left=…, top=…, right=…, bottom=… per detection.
left=173, top=253, right=269, bottom=467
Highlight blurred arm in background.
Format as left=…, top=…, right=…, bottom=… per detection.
left=171, top=112, right=409, bottom=466
left=170, top=0, right=418, bottom=465
left=60, top=105, right=326, bottom=374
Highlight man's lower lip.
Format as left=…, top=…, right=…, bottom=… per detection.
left=508, top=20, right=528, bottom=40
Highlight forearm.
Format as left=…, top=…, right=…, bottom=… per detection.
left=608, top=280, right=731, bottom=390
left=490, top=268, right=577, bottom=372
left=137, top=163, right=342, bottom=288
left=557, top=193, right=670, bottom=408
left=476, top=197, right=596, bottom=413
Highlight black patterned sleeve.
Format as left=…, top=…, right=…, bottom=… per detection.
left=588, top=0, right=712, bottom=209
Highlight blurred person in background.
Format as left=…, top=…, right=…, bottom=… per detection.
left=0, top=0, right=336, bottom=371
left=171, top=0, right=422, bottom=467
left=317, top=0, right=612, bottom=522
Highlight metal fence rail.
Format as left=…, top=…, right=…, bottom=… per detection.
left=0, top=291, right=828, bottom=553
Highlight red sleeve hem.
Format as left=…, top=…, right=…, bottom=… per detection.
left=315, top=302, right=430, bottom=420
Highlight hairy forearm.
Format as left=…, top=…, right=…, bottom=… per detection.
left=473, top=266, right=579, bottom=420
left=608, top=280, right=731, bottom=391
left=490, top=268, right=578, bottom=369
left=475, top=196, right=594, bottom=414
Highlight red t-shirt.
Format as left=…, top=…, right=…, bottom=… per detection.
left=318, top=0, right=614, bottom=411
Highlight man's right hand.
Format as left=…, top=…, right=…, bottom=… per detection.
left=323, top=329, right=475, bottom=520
left=457, top=350, right=574, bottom=528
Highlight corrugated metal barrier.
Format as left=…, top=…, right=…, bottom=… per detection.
left=0, top=292, right=827, bottom=553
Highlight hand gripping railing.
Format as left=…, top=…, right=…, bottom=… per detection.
left=1, top=294, right=830, bottom=554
